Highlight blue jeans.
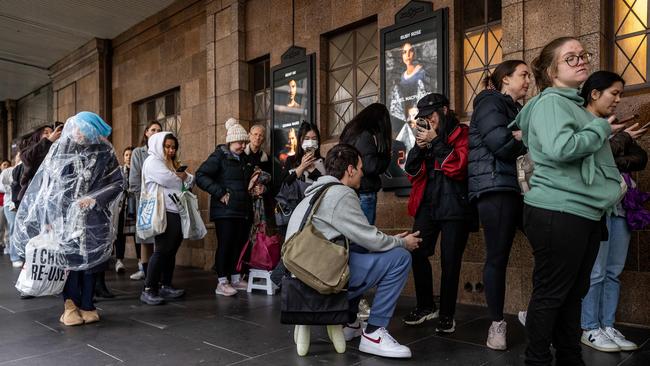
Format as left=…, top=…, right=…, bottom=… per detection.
left=359, top=192, right=377, bottom=225
left=581, top=215, right=630, bottom=330
left=348, top=247, right=411, bottom=327
left=63, top=271, right=97, bottom=311
left=3, top=205, right=20, bottom=262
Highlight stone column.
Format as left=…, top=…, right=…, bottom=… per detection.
left=206, top=0, right=251, bottom=146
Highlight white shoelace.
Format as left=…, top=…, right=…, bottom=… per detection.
left=605, top=327, right=625, bottom=340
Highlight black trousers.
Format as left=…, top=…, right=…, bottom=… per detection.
left=114, top=209, right=136, bottom=260
left=411, top=211, right=470, bottom=317
left=477, top=191, right=523, bottom=321
left=145, top=212, right=183, bottom=290
left=214, top=218, right=250, bottom=279
left=523, top=205, right=600, bottom=366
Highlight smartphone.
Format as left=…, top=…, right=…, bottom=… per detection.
left=54, top=121, right=64, bottom=130
left=176, top=165, right=188, bottom=172
left=415, top=117, right=430, bottom=130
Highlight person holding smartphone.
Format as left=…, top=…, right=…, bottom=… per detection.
left=578, top=71, right=648, bottom=353
left=140, top=131, right=194, bottom=305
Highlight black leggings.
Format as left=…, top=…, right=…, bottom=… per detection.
left=213, top=218, right=250, bottom=279
left=523, top=205, right=600, bottom=366
left=144, top=212, right=183, bottom=290
left=411, top=212, right=470, bottom=317
left=477, top=191, right=523, bottom=321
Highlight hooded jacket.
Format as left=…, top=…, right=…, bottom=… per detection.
left=510, top=87, right=622, bottom=221
left=468, top=90, right=527, bottom=200
left=196, top=144, right=254, bottom=220
left=285, top=175, right=404, bottom=252
left=405, top=123, right=474, bottom=221
left=142, top=132, right=194, bottom=214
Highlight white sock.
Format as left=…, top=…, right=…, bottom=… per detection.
left=138, top=262, right=143, bottom=271
left=231, top=274, right=241, bottom=284
left=218, top=277, right=228, bottom=284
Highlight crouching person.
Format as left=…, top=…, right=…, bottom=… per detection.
left=285, top=143, right=421, bottom=358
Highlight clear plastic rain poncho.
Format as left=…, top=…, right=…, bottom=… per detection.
left=11, top=112, right=125, bottom=271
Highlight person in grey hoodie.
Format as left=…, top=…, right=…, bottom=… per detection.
left=285, top=144, right=421, bottom=359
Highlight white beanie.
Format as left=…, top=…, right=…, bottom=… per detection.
left=225, top=118, right=249, bottom=143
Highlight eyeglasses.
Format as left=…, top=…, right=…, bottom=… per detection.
left=564, top=52, right=593, bottom=67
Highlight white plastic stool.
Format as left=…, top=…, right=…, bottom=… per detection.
left=247, top=269, right=275, bottom=295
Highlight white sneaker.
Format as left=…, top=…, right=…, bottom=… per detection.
left=359, top=327, right=412, bottom=358
left=486, top=320, right=507, bottom=350
left=343, top=319, right=366, bottom=341
left=581, top=328, right=621, bottom=352
left=3, top=246, right=9, bottom=255
left=604, top=327, right=638, bottom=351
left=231, top=280, right=248, bottom=291
left=12, top=260, right=23, bottom=268
left=115, top=260, right=125, bottom=273
left=215, top=282, right=237, bottom=297
left=518, top=311, right=527, bottom=326
left=129, top=270, right=145, bottom=280
left=357, top=298, right=371, bottom=320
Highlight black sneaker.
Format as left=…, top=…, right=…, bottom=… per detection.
left=140, top=290, right=165, bottom=305
left=436, top=316, right=456, bottom=334
left=403, top=308, right=439, bottom=325
left=159, top=286, right=185, bottom=299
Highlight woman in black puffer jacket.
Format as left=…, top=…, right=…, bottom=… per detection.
left=196, top=118, right=254, bottom=297
left=468, top=60, right=530, bottom=350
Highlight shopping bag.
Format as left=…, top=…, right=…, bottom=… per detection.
left=174, top=191, right=207, bottom=240
left=15, top=231, right=68, bottom=297
left=136, top=180, right=166, bottom=240
left=249, top=222, right=281, bottom=270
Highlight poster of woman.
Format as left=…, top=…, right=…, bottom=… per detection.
left=380, top=7, right=448, bottom=190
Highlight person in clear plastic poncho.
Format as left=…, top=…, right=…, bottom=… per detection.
left=11, top=111, right=124, bottom=325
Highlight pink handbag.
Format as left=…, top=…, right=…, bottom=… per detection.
left=237, top=222, right=282, bottom=272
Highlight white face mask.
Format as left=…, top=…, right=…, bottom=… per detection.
left=302, top=139, right=319, bottom=152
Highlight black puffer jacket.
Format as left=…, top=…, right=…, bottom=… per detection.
left=196, top=145, right=254, bottom=221
left=609, top=131, right=648, bottom=172
left=468, top=90, right=526, bottom=201
left=343, top=130, right=391, bottom=193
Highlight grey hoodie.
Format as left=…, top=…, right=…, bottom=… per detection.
left=285, top=176, right=405, bottom=252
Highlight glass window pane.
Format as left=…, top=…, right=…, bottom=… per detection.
left=615, top=34, right=648, bottom=85
left=464, top=30, right=486, bottom=71
left=165, top=94, right=175, bottom=116
left=464, top=71, right=486, bottom=112
left=487, top=0, right=502, bottom=23
left=487, top=25, right=503, bottom=66
left=330, top=32, right=354, bottom=69
left=156, top=97, right=165, bottom=120
left=615, top=0, right=648, bottom=36
left=463, top=0, right=486, bottom=29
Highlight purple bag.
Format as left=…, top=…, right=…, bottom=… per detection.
left=621, top=173, right=650, bottom=230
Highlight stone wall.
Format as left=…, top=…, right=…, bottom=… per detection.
left=50, top=38, right=110, bottom=123
left=110, top=0, right=210, bottom=268
left=15, top=84, right=53, bottom=136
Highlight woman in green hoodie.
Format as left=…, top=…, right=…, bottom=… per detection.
left=512, top=37, right=626, bottom=366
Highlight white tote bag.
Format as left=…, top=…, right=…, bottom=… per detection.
left=177, top=191, right=207, bottom=240
left=136, top=179, right=166, bottom=240
left=15, top=231, right=68, bottom=297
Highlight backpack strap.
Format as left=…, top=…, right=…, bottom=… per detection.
left=298, top=182, right=342, bottom=231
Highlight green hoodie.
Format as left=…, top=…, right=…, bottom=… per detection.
left=511, top=87, right=622, bottom=221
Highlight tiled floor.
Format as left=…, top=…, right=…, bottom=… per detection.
left=0, top=255, right=648, bottom=365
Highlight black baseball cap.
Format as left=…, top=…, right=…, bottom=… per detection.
left=415, top=93, right=450, bottom=118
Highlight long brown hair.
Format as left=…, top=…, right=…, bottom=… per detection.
left=483, top=60, right=527, bottom=91
left=162, top=133, right=181, bottom=171
left=531, top=37, right=578, bottom=92
left=140, top=121, right=163, bottom=147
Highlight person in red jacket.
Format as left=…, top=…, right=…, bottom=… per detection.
left=402, top=93, right=476, bottom=334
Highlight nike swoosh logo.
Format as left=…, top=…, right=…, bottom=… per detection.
left=363, top=334, right=381, bottom=344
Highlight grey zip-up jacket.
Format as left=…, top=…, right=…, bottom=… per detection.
left=285, top=176, right=405, bottom=252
